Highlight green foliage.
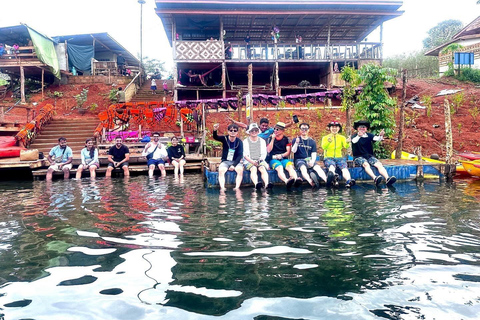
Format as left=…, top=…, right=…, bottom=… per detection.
left=405, top=110, right=419, bottom=127
left=316, top=109, right=322, bottom=121
left=457, top=123, right=462, bottom=133
left=109, top=88, right=119, bottom=103
left=278, top=100, right=286, bottom=109
left=469, top=105, right=480, bottom=123
left=74, top=88, right=88, bottom=109
left=441, top=43, right=464, bottom=54
left=89, top=103, right=98, bottom=112
left=450, top=92, right=464, bottom=114
left=355, top=64, right=397, bottom=136
left=0, top=79, right=9, bottom=86
left=423, top=20, right=463, bottom=50
left=53, top=91, right=63, bottom=98
left=456, top=67, right=480, bottom=83
left=383, top=51, right=438, bottom=78
left=206, top=139, right=222, bottom=151
left=142, top=56, right=167, bottom=76
left=306, top=102, right=313, bottom=110
left=421, top=95, right=433, bottom=117
left=340, top=65, right=360, bottom=112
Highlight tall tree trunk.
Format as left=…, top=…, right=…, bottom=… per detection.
left=395, top=69, right=407, bottom=159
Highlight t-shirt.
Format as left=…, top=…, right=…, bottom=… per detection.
left=243, top=137, right=267, bottom=161
left=293, top=137, right=317, bottom=160
left=321, top=134, right=349, bottom=159
left=351, top=133, right=376, bottom=159
left=266, top=135, right=291, bottom=162
left=168, top=145, right=186, bottom=160
left=142, top=142, right=168, bottom=160
left=108, top=144, right=130, bottom=162
left=117, top=91, right=125, bottom=103
left=49, top=145, right=73, bottom=163
left=81, top=148, right=99, bottom=165
left=213, top=131, right=244, bottom=165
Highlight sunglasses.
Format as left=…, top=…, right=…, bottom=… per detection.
left=274, top=128, right=284, bottom=131
left=229, top=129, right=238, bottom=132
left=300, top=127, right=309, bottom=131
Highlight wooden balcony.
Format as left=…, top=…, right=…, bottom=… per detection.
left=0, top=46, right=44, bottom=67
left=174, top=41, right=382, bottom=62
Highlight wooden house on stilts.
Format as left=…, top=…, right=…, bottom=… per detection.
left=155, top=0, right=404, bottom=103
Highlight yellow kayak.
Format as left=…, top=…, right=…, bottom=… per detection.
left=391, top=151, right=468, bottom=176
left=460, top=160, right=480, bottom=178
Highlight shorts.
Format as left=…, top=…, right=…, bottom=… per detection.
left=219, top=160, right=243, bottom=170
left=151, top=86, right=157, bottom=90
left=48, top=163, right=73, bottom=171
left=108, top=161, right=129, bottom=168
left=81, top=162, right=100, bottom=169
left=294, top=159, right=310, bottom=169
left=324, top=158, right=348, bottom=170
left=269, top=159, right=293, bottom=170
left=354, top=156, right=379, bottom=167
left=245, top=160, right=268, bottom=171
left=147, top=158, right=165, bottom=166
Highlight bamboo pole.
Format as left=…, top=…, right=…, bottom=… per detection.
left=395, top=69, right=407, bottom=159
left=20, top=66, right=25, bottom=104
left=41, top=69, right=44, bottom=101
left=247, top=63, right=253, bottom=122
left=444, top=99, right=454, bottom=181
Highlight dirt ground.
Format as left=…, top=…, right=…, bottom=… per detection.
left=3, top=78, right=480, bottom=159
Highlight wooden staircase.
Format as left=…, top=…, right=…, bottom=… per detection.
left=130, top=80, right=170, bottom=103
left=29, top=117, right=99, bottom=155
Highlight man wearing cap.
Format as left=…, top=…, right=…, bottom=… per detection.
left=227, top=117, right=293, bottom=141
left=213, top=123, right=244, bottom=191
left=292, top=122, right=328, bottom=187
left=243, top=123, right=271, bottom=189
left=46, top=137, right=73, bottom=181
left=322, top=121, right=355, bottom=188
left=351, top=120, right=396, bottom=186
left=266, top=122, right=301, bottom=189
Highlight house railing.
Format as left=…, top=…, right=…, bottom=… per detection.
left=175, top=40, right=382, bottom=61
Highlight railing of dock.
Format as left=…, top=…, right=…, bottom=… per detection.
left=15, top=103, right=54, bottom=148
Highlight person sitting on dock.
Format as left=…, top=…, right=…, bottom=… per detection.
left=267, top=122, right=301, bottom=189
left=167, top=136, right=186, bottom=177
left=106, top=136, right=130, bottom=177
left=142, top=132, right=168, bottom=178
left=46, top=137, right=73, bottom=181
left=291, top=122, right=328, bottom=187
left=76, top=138, right=99, bottom=179
left=243, top=122, right=271, bottom=190
left=213, top=123, right=244, bottom=191
left=351, top=120, right=396, bottom=186
left=322, top=121, right=355, bottom=188
left=227, top=117, right=293, bottom=141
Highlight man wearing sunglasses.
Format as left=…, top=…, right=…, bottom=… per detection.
left=292, top=123, right=328, bottom=188
left=266, top=122, right=301, bottom=189
left=213, top=123, right=244, bottom=191
left=351, top=120, right=396, bottom=186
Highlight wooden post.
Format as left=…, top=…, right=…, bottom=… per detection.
left=138, top=124, right=142, bottom=141
left=41, top=69, right=44, bottom=101
left=444, top=99, right=454, bottom=181
left=275, top=61, right=279, bottom=96
left=222, top=62, right=226, bottom=99
left=247, top=63, right=253, bottom=122
left=0, top=106, right=4, bottom=123
left=395, top=69, right=407, bottom=159
left=415, top=146, right=424, bottom=181
left=202, top=103, right=206, bottom=155
left=20, top=66, right=26, bottom=104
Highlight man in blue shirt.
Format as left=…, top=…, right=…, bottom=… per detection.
left=46, top=137, right=73, bottom=181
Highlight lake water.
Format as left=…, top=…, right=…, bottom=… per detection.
left=0, top=175, right=480, bottom=320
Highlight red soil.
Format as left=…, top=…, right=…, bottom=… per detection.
left=3, top=78, right=480, bottom=160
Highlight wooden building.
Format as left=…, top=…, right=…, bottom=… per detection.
left=425, top=16, right=480, bottom=76
left=155, top=0, right=404, bottom=102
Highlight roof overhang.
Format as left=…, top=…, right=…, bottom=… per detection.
left=156, top=0, right=403, bottom=45
left=52, top=33, right=140, bottom=67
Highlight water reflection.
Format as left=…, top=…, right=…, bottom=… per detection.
left=0, top=177, right=479, bottom=319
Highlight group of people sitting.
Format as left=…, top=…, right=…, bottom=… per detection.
left=45, top=134, right=186, bottom=181
left=213, top=117, right=397, bottom=191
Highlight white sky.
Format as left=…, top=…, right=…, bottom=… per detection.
left=1, top=0, right=479, bottom=72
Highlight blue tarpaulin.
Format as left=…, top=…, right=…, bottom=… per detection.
left=67, top=44, right=94, bottom=72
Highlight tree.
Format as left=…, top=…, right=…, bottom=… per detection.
left=340, top=65, right=360, bottom=136
left=383, top=51, right=438, bottom=78
left=141, top=56, right=168, bottom=77
left=423, top=20, right=463, bottom=50
left=355, top=64, right=397, bottom=158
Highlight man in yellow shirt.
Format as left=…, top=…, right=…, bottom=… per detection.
left=321, top=121, right=355, bottom=188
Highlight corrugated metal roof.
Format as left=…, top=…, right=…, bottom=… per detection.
left=156, top=0, right=403, bottom=44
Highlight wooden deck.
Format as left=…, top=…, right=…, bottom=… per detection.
left=203, top=158, right=455, bottom=188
